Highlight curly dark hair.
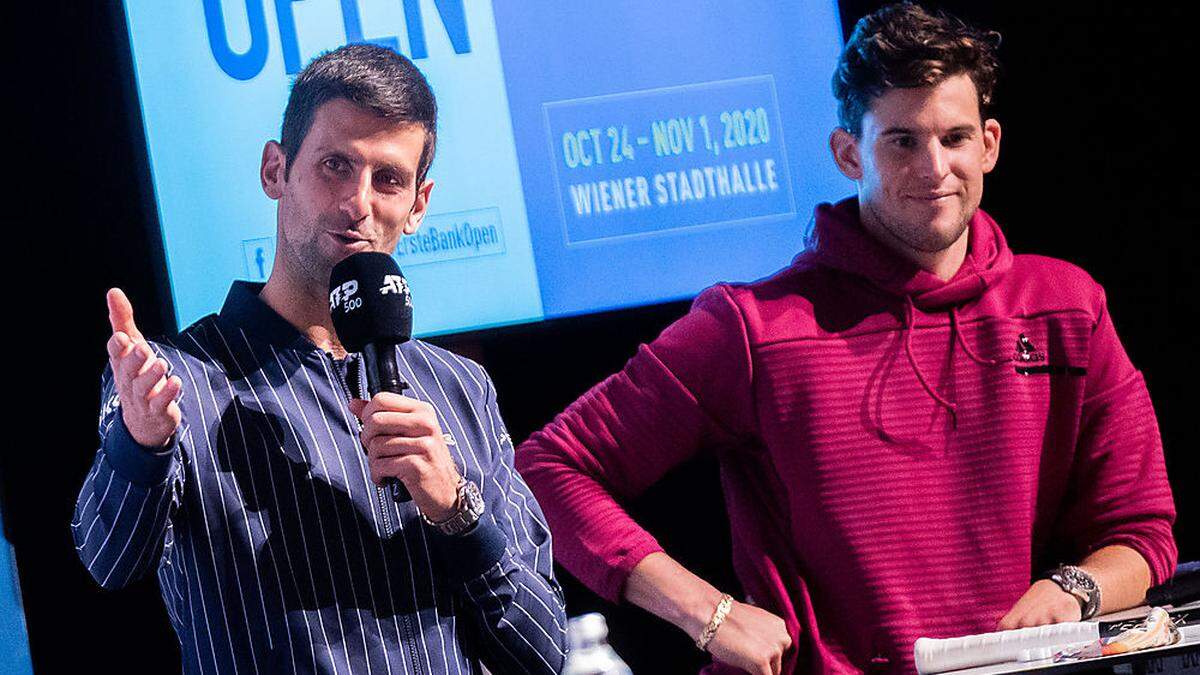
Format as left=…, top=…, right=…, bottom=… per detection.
left=281, top=43, right=437, bottom=184
left=832, top=2, right=1001, bottom=136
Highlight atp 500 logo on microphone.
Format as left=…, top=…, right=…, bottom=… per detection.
left=329, top=280, right=361, bottom=313
left=380, top=275, right=413, bottom=307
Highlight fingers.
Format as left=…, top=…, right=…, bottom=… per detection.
left=361, top=410, right=438, bottom=444
left=364, top=392, right=433, bottom=416
left=113, top=341, right=156, bottom=384
left=107, top=331, right=133, bottom=361
left=997, top=607, right=1076, bottom=631
left=148, top=376, right=184, bottom=412
left=367, top=454, right=430, bottom=488
left=106, top=288, right=144, bottom=342
left=131, top=357, right=169, bottom=396
left=347, top=398, right=367, bottom=419
left=364, top=434, right=439, bottom=460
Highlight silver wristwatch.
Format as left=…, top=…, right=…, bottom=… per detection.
left=1047, top=564, right=1101, bottom=620
left=420, top=479, right=485, bottom=536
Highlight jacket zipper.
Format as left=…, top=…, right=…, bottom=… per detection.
left=326, top=352, right=395, bottom=539
left=326, top=352, right=423, bottom=675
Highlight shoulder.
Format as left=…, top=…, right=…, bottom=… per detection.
left=396, top=339, right=493, bottom=403
left=146, top=314, right=232, bottom=372
left=701, top=255, right=871, bottom=342
left=1001, top=254, right=1107, bottom=322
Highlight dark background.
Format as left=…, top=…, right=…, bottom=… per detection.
left=6, top=2, right=1193, bottom=672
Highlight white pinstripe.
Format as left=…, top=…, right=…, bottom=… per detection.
left=405, top=344, right=566, bottom=663
left=179, top=510, right=217, bottom=675
left=308, top=355, right=398, bottom=674
left=85, top=482, right=133, bottom=572
left=392, top=349, right=470, bottom=675
left=270, top=345, right=358, bottom=675
left=99, top=484, right=171, bottom=587
left=76, top=306, right=565, bottom=673
left=169, top=344, right=247, bottom=674
left=185, top=331, right=277, bottom=656
left=255, top=339, right=347, bottom=675
left=236, top=331, right=336, bottom=669
left=199, top=324, right=302, bottom=672
left=320, top=355, right=421, bottom=675
left=75, top=470, right=116, bottom=551
left=417, top=347, right=562, bottom=613
left=458, top=364, right=560, bottom=605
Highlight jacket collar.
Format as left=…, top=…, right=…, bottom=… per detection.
left=218, top=281, right=319, bottom=352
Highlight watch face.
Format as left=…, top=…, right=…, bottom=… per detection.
left=1064, top=567, right=1097, bottom=591
left=463, top=481, right=485, bottom=515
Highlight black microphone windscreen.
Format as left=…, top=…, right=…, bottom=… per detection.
left=328, top=252, right=413, bottom=352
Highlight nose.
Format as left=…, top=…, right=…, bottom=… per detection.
left=916, top=138, right=950, bottom=182
left=339, top=170, right=372, bottom=223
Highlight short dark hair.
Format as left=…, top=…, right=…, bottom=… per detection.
left=832, top=2, right=1000, bottom=136
left=280, top=43, right=438, bottom=183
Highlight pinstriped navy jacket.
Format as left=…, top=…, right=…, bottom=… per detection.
left=73, top=281, right=568, bottom=674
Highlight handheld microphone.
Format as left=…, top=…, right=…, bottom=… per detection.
left=329, top=252, right=415, bottom=502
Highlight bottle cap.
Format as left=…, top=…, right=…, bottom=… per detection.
left=567, top=613, right=609, bottom=650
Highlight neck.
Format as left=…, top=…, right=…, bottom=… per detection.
left=911, top=232, right=969, bottom=281
left=859, top=206, right=971, bottom=282
left=259, top=265, right=347, bottom=358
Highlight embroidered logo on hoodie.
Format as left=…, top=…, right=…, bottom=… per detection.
left=1013, top=334, right=1086, bottom=376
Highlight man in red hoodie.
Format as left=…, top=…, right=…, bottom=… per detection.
left=516, top=4, right=1177, bottom=673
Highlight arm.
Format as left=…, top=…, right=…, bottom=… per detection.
left=439, top=370, right=568, bottom=675
left=73, top=290, right=185, bottom=590
left=625, top=553, right=791, bottom=675
left=72, top=374, right=183, bottom=590
left=998, top=545, right=1151, bottom=629
left=517, top=286, right=791, bottom=674
left=352, top=370, right=567, bottom=674
left=998, top=290, right=1176, bottom=629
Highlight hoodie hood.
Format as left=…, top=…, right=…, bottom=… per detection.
left=796, top=197, right=1014, bottom=446
left=799, top=197, right=1013, bottom=311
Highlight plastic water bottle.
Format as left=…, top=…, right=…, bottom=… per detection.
left=562, top=613, right=633, bottom=675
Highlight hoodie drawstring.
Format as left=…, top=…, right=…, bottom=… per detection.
left=949, top=307, right=1010, bottom=367
left=902, top=296, right=958, bottom=429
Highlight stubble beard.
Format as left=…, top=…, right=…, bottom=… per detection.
left=276, top=211, right=337, bottom=299
left=864, top=199, right=973, bottom=255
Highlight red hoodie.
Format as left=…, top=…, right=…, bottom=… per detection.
left=516, top=199, right=1176, bottom=673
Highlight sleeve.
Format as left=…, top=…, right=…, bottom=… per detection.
left=72, top=362, right=185, bottom=591
left=1055, top=288, right=1177, bottom=585
left=424, top=367, right=569, bottom=675
left=515, top=284, right=757, bottom=603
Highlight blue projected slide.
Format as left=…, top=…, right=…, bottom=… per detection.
left=1, top=511, right=33, bottom=675
left=123, top=0, right=849, bottom=335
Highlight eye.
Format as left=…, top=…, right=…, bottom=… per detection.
left=891, top=135, right=916, bottom=149
left=943, top=132, right=971, bottom=147
left=374, top=170, right=411, bottom=193
left=322, top=156, right=350, bottom=174
left=375, top=172, right=402, bottom=189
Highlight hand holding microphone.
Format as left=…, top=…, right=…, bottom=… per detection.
left=331, top=253, right=461, bottom=516
left=349, top=393, right=461, bottom=521
left=105, top=288, right=182, bottom=448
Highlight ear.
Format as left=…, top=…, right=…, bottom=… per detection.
left=830, top=128, right=864, bottom=180
left=981, top=118, right=1001, bottom=174
left=402, top=179, right=435, bottom=235
left=261, top=141, right=286, bottom=200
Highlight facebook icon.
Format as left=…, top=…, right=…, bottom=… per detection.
left=241, top=237, right=275, bottom=281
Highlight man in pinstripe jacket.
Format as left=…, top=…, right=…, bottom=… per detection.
left=73, top=44, right=568, bottom=673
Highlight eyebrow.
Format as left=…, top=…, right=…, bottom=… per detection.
left=881, top=125, right=977, bottom=136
